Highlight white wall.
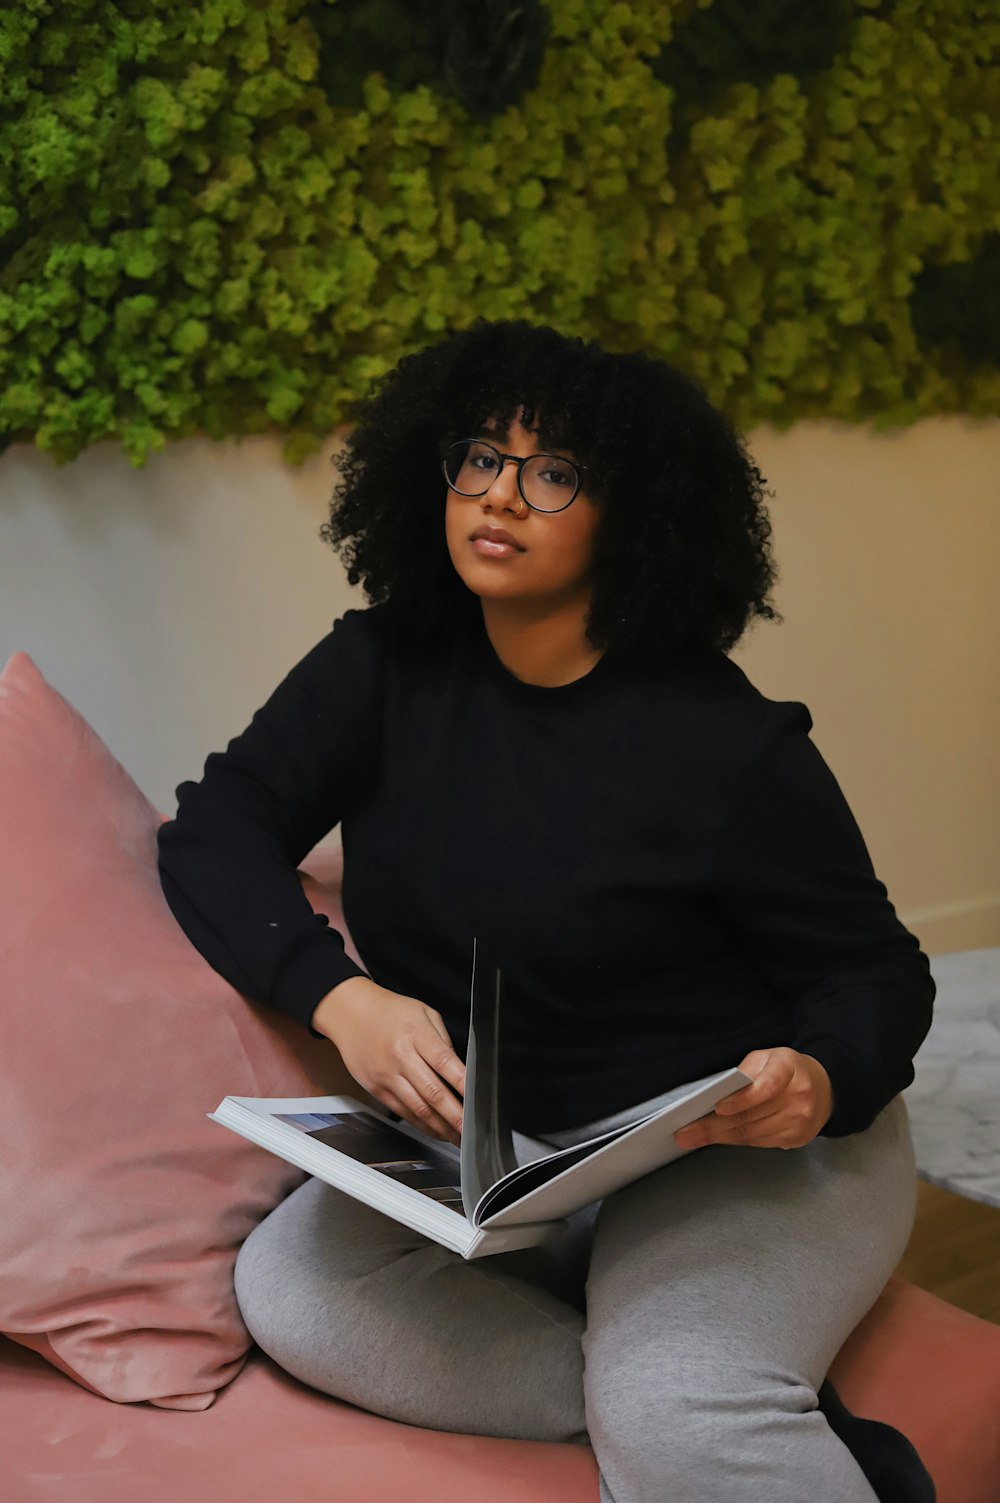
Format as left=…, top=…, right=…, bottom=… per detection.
left=2, top=418, right=998, bottom=954
left=0, top=435, right=362, bottom=814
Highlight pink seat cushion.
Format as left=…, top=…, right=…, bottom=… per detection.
left=0, top=652, right=367, bottom=1411
left=830, top=1275, right=1000, bottom=1503
left=2, top=1278, right=998, bottom=1503
left=0, top=1332, right=598, bottom=1503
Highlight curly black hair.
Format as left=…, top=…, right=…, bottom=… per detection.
left=319, top=318, right=779, bottom=666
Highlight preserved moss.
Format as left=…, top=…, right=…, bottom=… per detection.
left=1, top=0, right=997, bottom=465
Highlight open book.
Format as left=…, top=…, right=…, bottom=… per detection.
left=209, top=938, right=751, bottom=1259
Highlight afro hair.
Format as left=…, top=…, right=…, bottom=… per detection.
left=320, top=318, right=779, bottom=666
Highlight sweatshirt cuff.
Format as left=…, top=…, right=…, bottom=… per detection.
left=792, top=1035, right=874, bottom=1138
left=271, top=934, right=371, bottom=1036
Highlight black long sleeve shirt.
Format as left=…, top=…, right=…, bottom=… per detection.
left=157, top=604, right=934, bottom=1138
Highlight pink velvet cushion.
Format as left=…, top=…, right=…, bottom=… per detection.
left=0, top=652, right=363, bottom=1410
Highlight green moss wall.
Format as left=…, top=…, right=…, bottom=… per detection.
left=2, top=0, right=998, bottom=463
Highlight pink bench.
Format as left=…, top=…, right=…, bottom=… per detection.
left=4, top=1276, right=999, bottom=1503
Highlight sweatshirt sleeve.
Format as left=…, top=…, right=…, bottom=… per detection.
left=156, top=607, right=382, bottom=1034
left=708, top=701, right=935, bottom=1137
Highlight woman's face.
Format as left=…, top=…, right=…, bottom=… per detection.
left=443, top=408, right=603, bottom=614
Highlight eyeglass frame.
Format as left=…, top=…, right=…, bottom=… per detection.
left=441, top=437, right=589, bottom=514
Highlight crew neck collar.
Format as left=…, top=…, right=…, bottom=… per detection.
left=475, top=622, right=616, bottom=701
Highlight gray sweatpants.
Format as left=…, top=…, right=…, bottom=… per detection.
left=234, top=1093, right=916, bottom=1503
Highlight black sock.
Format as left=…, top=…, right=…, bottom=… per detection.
left=817, top=1379, right=936, bottom=1502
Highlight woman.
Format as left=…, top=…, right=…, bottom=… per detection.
left=157, top=319, right=935, bottom=1502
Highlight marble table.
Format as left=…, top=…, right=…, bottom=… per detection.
left=903, top=947, right=1000, bottom=1210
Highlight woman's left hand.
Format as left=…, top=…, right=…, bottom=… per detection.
left=673, top=1048, right=834, bottom=1151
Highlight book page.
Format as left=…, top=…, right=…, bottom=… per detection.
left=460, top=934, right=518, bottom=1220
left=477, top=1066, right=751, bottom=1227
left=275, top=1107, right=466, bottom=1215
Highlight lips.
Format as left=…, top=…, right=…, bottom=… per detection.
left=469, top=526, right=525, bottom=551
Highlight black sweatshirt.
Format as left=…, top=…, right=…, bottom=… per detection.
left=156, top=604, right=934, bottom=1138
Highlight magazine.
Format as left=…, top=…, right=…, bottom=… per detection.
left=209, top=938, right=751, bottom=1259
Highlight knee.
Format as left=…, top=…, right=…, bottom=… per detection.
left=232, top=1195, right=386, bottom=1408
left=585, top=1355, right=814, bottom=1495
left=233, top=1210, right=305, bottom=1359
left=232, top=1184, right=352, bottom=1357
left=584, top=1356, right=711, bottom=1470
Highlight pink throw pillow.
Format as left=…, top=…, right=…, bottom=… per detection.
left=0, top=652, right=365, bottom=1409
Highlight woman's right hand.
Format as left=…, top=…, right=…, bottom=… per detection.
left=311, top=976, right=466, bottom=1146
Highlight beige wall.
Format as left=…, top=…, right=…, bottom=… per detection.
left=2, top=418, right=997, bottom=956
left=732, top=419, right=1000, bottom=955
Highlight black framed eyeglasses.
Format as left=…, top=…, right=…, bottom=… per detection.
left=441, top=438, right=586, bottom=514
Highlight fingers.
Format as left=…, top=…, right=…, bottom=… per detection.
left=373, top=1086, right=432, bottom=1139
left=670, top=1106, right=806, bottom=1148
left=423, top=1008, right=467, bottom=1098
left=714, top=1050, right=794, bottom=1117
left=675, top=1049, right=800, bottom=1148
left=374, top=1076, right=461, bottom=1147
left=405, top=1043, right=465, bottom=1137
left=390, top=1072, right=463, bottom=1147
left=673, top=1045, right=829, bottom=1151
left=674, top=1106, right=790, bottom=1150
left=373, top=1026, right=464, bottom=1146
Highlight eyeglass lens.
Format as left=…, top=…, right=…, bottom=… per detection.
left=444, top=440, right=578, bottom=512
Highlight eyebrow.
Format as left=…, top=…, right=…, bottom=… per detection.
left=472, top=427, right=578, bottom=463
left=473, top=424, right=508, bottom=442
